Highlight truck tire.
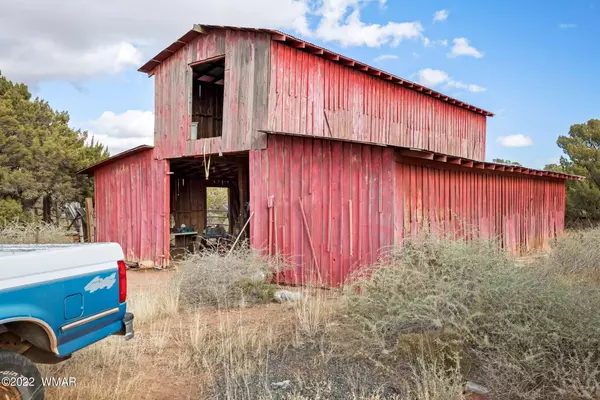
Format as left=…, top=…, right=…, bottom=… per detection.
left=0, top=350, right=44, bottom=400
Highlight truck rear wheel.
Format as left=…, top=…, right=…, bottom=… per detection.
left=0, top=350, right=44, bottom=400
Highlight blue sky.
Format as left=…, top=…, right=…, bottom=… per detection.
left=3, top=0, right=598, bottom=168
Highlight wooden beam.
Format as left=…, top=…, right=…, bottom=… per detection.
left=434, top=155, right=448, bottom=162
left=192, top=24, right=208, bottom=34
left=272, top=33, right=287, bottom=41
left=288, top=40, right=305, bottom=49
left=189, top=54, right=225, bottom=68
left=238, top=160, right=249, bottom=238
left=85, top=197, right=95, bottom=243
left=324, top=52, right=340, bottom=61
left=397, top=149, right=435, bottom=160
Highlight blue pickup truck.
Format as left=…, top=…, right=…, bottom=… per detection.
left=0, top=243, right=134, bottom=400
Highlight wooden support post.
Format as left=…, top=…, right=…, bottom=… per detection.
left=78, top=217, right=84, bottom=243
left=238, top=160, right=249, bottom=236
left=268, top=196, right=274, bottom=256
left=349, top=200, right=353, bottom=257
left=85, top=197, right=95, bottom=243
left=298, top=198, right=321, bottom=282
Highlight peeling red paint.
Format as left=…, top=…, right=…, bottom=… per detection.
left=94, top=149, right=170, bottom=266
left=250, top=135, right=567, bottom=286
left=268, top=41, right=487, bottom=160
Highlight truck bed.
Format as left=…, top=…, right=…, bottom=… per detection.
left=0, top=243, right=125, bottom=282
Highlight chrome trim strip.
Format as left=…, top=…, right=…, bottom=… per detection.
left=61, top=307, right=119, bottom=332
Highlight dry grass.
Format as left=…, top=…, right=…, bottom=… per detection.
left=38, top=232, right=600, bottom=400
left=548, top=227, right=600, bottom=281
left=0, top=222, right=73, bottom=244
left=344, top=236, right=600, bottom=399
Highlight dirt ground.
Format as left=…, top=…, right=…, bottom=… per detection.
left=44, top=268, right=333, bottom=400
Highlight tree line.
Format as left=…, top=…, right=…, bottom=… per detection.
left=0, top=72, right=108, bottom=226
left=544, top=119, right=600, bottom=226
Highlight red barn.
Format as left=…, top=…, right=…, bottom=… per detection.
left=81, top=25, right=580, bottom=286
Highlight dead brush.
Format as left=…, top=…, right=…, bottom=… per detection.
left=343, top=235, right=600, bottom=399
left=177, top=245, right=278, bottom=309
left=547, top=227, right=600, bottom=282
left=0, top=222, right=73, bottom=244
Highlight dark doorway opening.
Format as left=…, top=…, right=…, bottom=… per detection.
left=169, top=153, right=249, bottom=257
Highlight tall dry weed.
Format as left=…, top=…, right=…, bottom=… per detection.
left=0, top=222, right=72, bottom=244
left=344, top=235, right=600, bottom=399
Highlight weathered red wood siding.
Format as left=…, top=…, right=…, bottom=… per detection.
left=250, top=136, right=566, bottom=286
left=250, top=135, right=397, bottom=287
left=394, top=158, right=566, bottom=254
left=268, top=41, right=487, bottom=160
left=94, top=149, right=170, bottom=266
left=153, top=29, right=270, bottom=159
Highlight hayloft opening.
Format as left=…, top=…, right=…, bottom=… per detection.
left=169, top=154, right=250, bottom=257
left=190, top=56, right=225, bottom=140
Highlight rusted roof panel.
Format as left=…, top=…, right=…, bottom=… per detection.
left=139, top=24, right=493, bottom=117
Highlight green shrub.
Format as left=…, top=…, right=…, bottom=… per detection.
left=0, top=197, right=27, bottom=226
left=345, top=236, right=600, bottom=399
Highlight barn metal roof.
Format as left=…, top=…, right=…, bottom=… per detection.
left=262, top=130, right=584, bottom=181
left=78, top=145, right=154, bottom=175
left=139, top=24, right=494, bottom=117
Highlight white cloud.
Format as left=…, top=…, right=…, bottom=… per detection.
left=89, top=110, right=154, bottom=155
left=433, top=9, right=449, bottom=22
left=418, top=68, right=486, bottom=93
left=497, top=134, right=534, bottom=148
left=418, top=68, right=449, bottom=87
left=0, top=0, right=430, bottom=83
left=448, top=38, right=484, bottom=58
left=374, top=54, right=399, bottom=63
left=1, top=41, right=142, bottom=83
left=424, top=38, right=449, bottom=48
left=313, top=0, right=423, bottom=47
left=559, top=23, right=577, bottom=29
left=445, top=80, right=487, bottom=93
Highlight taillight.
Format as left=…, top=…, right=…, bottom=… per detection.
left=118, top=260, right=127, bottom=303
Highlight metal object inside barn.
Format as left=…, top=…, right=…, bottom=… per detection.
left=80, top=25, right=582, bottom=286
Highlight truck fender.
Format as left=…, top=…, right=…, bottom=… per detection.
left=0, top=317, right=58, bottom=354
